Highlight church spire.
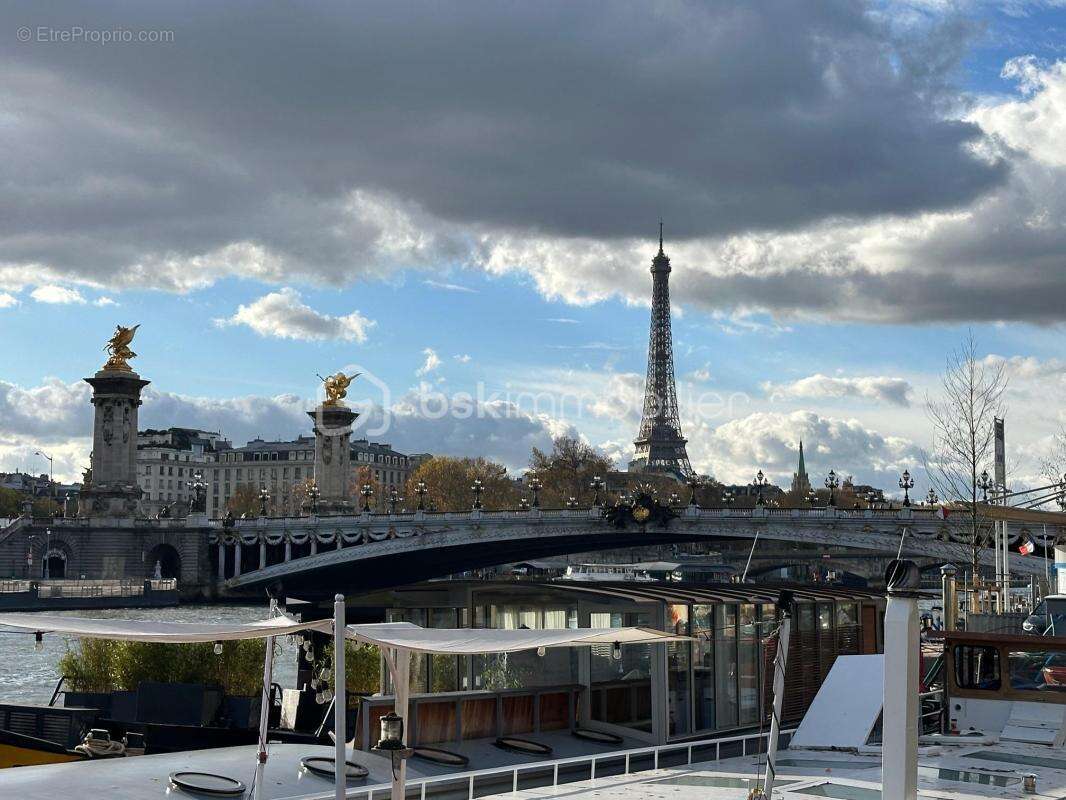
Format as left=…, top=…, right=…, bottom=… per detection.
left=791, top=439, right=811, bottom=495
left=798, top=440, right=806, bottom=477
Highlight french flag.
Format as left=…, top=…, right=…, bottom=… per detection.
left=1019, top=534, right=1035, bottom=556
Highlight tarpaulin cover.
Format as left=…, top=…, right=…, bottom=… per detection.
left=0, top=612, right=332, bottom=642
left=346, top=621, right=690, bottom=654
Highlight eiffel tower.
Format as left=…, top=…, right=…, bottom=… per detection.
left=629, top=224, right=693, bottom=480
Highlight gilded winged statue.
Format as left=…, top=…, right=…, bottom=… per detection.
left=318, top=371, right=360, bottom=406
left=103, top=324, right=140, bottom=371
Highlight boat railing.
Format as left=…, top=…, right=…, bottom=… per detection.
left=919, top=688, right=945, bottom=734
left=314, top=726, right=796, bottom=800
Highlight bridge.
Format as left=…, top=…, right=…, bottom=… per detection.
left=215, top=505, right=1060, bottom=598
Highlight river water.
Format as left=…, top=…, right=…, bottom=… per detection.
left=0, top=605, right=300, bottom=704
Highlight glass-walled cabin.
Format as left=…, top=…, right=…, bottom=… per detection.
left=351, top=580, right=883, bottom=747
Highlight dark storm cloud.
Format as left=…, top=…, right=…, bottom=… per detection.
left=0, top=0, right=1004, bottom=289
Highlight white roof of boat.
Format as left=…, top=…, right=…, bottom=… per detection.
left=5, top=736, right=1065, bottom=799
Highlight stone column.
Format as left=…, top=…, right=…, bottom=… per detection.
left=307, top=404, right=358, bottom=514
left=80, top=368, right=150, bottom=517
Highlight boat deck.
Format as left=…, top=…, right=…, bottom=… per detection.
left=0, top=727, right=649, bottom=799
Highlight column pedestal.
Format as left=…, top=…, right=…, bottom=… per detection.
left=79, top=369, right=150, bottom=518
left=307, top=404, right=358, bottom=515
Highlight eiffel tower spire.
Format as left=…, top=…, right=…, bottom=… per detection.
left=629, top=225, right=692, bottom=480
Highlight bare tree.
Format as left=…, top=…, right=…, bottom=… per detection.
left=925, top=333, right=1007, bottom=578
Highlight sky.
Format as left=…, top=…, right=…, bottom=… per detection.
left=2, top=0, right=1066, bottom=495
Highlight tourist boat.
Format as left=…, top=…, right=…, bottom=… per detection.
left=559, top=564, right=658, bottom=582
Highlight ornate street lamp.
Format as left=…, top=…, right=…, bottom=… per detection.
left=258, top=486, right=270, bottom=517
left=388, top=487, right=401, bottom=514
left=518, top=497, right=530, bottom=511
left=668, top=491, right=681, bottom=507
left=527, top=471, right=542, bottom=509
left=753, top=470, right=768, bottom=506
left=722, top=489, right=735, bottom=507
left=471, top=478, right=484, bottom=510
left=415, top=479, right=428, bottom=511
left=686, top=474, right=703, bottom=507
left=899, top=470, right=914, bottom=507
left=191, top=471, right=207, bottom=513
left=825, top=469, right=839, bottom=507
left=926, top=488, right=938, bottom=507
left=307, top=481, right=320, bottom=514
left=977, top=469, right=993, bottom=503
left=361, top=482, right=374, bottom=513
left=589, top=476, right=605, bottom=507
left=807, top=490, right=818, bottom=507
left=565, top=496, right=578, bottom=509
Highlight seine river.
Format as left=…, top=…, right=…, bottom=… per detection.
left=0, top=605, right=300, bottom=703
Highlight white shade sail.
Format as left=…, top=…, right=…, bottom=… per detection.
left=0, top=612, right=333, bottom=642
left=346, top=621, right=691, bottom=654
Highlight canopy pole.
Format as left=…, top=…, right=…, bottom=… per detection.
left=253, top=597, right=278, bottom=799
left=334, top=594, right=346, bottom=800
left=381, top=646, right=411, bottom=800
left=761, top=595, right=793, bottom=800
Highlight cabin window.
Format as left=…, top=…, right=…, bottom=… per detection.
left=953, top=645, right=1000, bottom=691
left=692, top=604, right=715, bottom=731
left=738, top=603, right=760, bottom=725
left=715, top=604, right=739, bottom=728
left=1008, top=650, right=1066, bottom=693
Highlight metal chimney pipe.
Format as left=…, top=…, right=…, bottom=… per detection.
left=940, top=564, right=957, bottom=632
left=883, top=559, right=920, bottom=800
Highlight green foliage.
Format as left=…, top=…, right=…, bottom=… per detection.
left=59, top=638, right=268, bottom=696
left=320, top=641, right=381, bottom=701
left=0, top=488, right=23, bottom=517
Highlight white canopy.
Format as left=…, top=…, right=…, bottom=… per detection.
left=346, top=621, right=690, bottom=654
left=0, top=612, right=333, bottom=642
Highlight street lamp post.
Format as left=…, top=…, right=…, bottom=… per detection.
left=589, top=476, right=605, bottom=507
left=753, top=470, right=768, bottom=506
left=44, top=528, right=52, bottom=579
left=686, top=474, right=703, bottom=507
left=471, top=478, right=484, bottom=510
left=825, top=469, right=839, bottom=507
left=565, top=496, right=578, bottom=510
left=899, top=470, right=914, bottom=507
left=978, top=469, right=993, bottom=503
left=191, top=471, right=206, bottom=513
left=258, top=486, right=270, bottom=518
left=722, top=489, right=735, bottom=507
left=388, top=488, right=400, bottom=514
left=926, top=488, right=938, bottom=507
left=34, top=450, right=54, bottom=502
left=415, top=480, right=428, bottom=511
left=307, top=482, right=320, bottom=515
left=361, top=483, right=374, bottom=513
left=527, top=471, right=542, bottom=509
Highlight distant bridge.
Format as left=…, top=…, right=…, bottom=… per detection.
left=215, top=506, right=1060, bottom=597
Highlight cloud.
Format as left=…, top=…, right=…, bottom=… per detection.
left=700, top=410, right=922, bottom=487
left=423, top=279, right=477, bottom=294
left=688, top=365, right=713, bottom=382
left=0, top=1, right=1004, bottom=316
left=545, top=318, right=579, bottom=324
left=216, top=288, right=375, bottom=342
left=0, top=292, right=18, bottom=308
left=30, top=285, right=85, bottom=304
left=94, top=296, right=117, bottom=307
left=763, top=374, right=913, bottom=407
left=415, top=348, right=442, bottom=376
left=453, top=354, right=472, bottom=364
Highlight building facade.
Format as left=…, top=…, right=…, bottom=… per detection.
left=207, top=435, right=425, bottom=516
left=137, top=428, right=231, bottom=517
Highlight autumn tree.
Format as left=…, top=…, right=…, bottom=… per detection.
left=226, top=484, right=260, bottom=517
left=925, top=334, right=1008, bottom=579
left=404, top=456, right=520, bottom=512
left=529, top=436, right=613, bottom=507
